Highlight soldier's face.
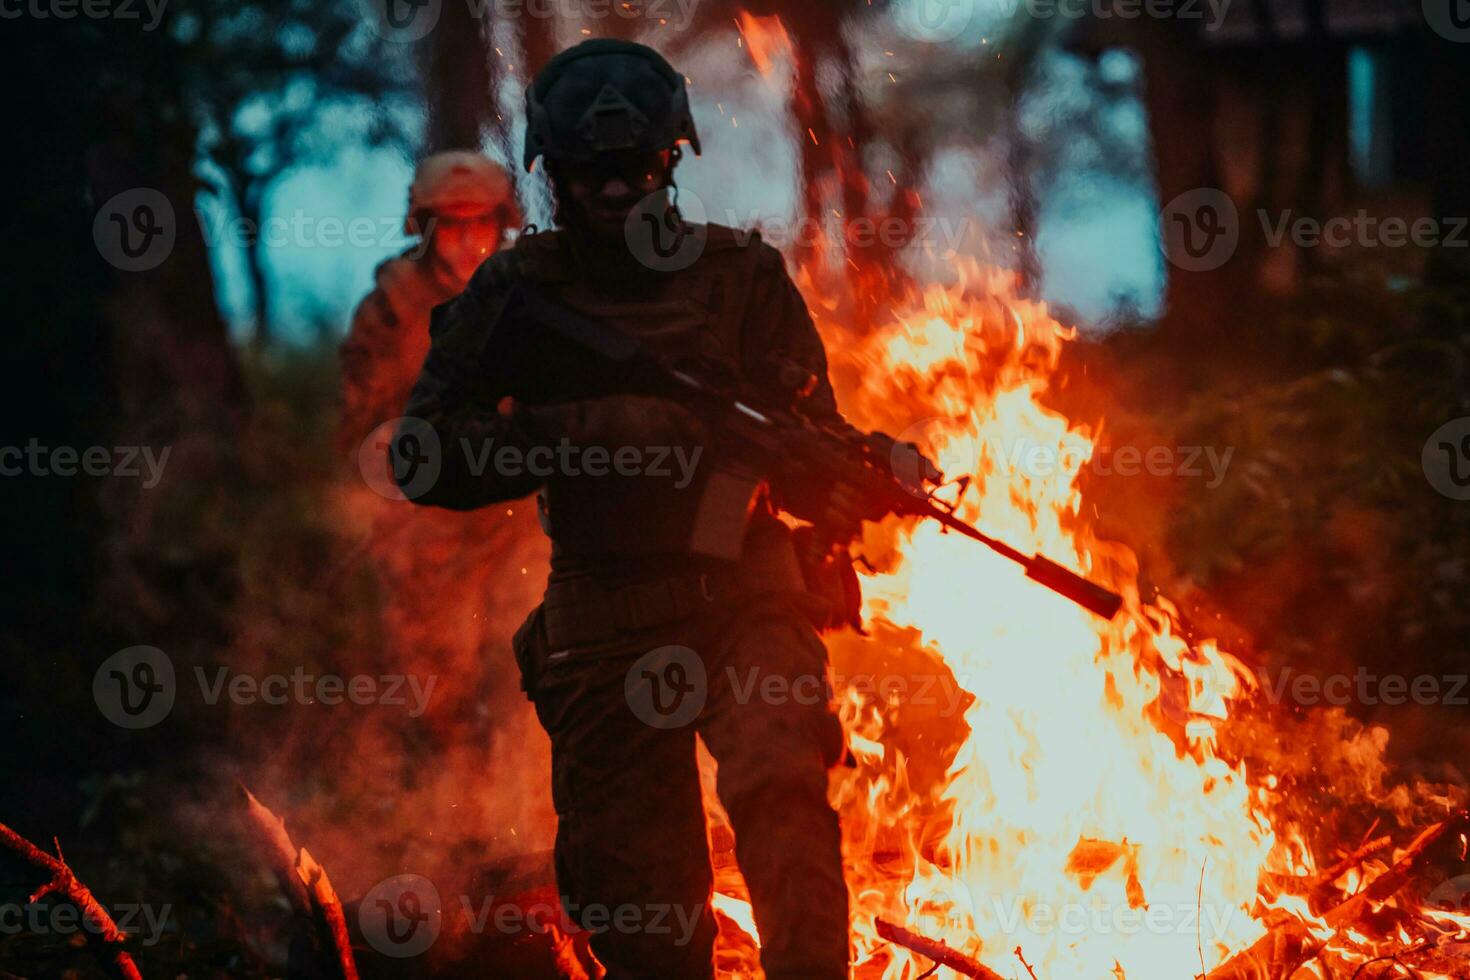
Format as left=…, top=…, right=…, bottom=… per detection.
left=556, top=149, right=672, bottom=242
left=431, top=205, right=507, bottom=281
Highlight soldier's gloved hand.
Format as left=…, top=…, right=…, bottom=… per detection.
left=867, top=431, right=944, bottom=491
left=522, top=395, right=706, bottom=447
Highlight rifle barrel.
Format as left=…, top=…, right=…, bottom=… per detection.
left=924, top=505, right=1123, bottom=620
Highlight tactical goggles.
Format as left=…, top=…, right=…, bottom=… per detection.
left=552, top=148, right=673, bottom=192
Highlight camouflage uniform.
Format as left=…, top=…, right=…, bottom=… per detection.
left=338, top=153, right=526, bottom=733
left=341, top=151, right=519, bottom=454
left=400, top=225, right=852, bottom=979
left=340, top=246, right=464, bottom=453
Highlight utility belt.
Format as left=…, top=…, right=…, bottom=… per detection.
left=538, top=515, right=815, bottom=653
left=540, top=566, right=744, bottom=652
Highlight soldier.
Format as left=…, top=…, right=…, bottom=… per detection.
left=340, top=151, right=520, bottom=453
left=337, top=151, right=532, bottom=741
left=399, top=40, right=857, bottom=979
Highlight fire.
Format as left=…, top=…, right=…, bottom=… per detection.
left=703, top=260, right=1465, bottom=977
left=735, top=12, right=793, bottom=77
left=822, top=266, right=1283, bottom=977
left=702, top=17, right=1466, bottom=975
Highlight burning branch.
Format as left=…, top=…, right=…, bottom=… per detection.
left=0, top=821, right=143, bottom=980
left=1325, top=812, right=1469, bottom=930
left=238, top=785, right=359, bottom=980
left=1309, top=835, right=1395, bottom=893
left=1208, top=812, right=1470, bottom=979
left=875, top=918, right=1006, bottom=980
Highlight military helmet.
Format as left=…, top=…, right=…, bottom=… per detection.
left=523, top=39, right=701, bottom=172
left=406, top=152, right=519, bottom=234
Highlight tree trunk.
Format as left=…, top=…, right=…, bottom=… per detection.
left=1423, top=30, right=1470, bottom=294
left=421, top=0, right=494, bottom=153
left=1, top=18, right=242, bottom=807
left=240, top=185, right=271, bottom=349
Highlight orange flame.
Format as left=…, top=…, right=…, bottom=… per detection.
left=735, top=12, right=793, bottom=78
left=809, top=264, right=1293, bottom=977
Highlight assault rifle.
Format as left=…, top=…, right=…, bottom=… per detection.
left=500, top=285, right=1124, bottom=621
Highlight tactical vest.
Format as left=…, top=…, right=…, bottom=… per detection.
left=499, top=225, right=786, bottom=569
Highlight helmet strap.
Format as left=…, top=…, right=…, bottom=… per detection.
left=664, top=146, right=684, bottom=222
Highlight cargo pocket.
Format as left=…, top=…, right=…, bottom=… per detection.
left=511, top=603, right=547, bottom=697
left=787, top=617, right=847, bottom=770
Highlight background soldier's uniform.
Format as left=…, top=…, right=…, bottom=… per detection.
left=341, top=248, right=463, bottom=451
left=402, top=225, right=852, bottom=979
left=339, top=244, right=532, bottom=742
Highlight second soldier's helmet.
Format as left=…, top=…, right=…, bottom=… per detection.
left=405, top=152, right=519, bottom=235
left=522, top=39, right=701, bottom=172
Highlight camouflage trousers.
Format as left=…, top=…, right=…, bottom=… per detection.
left=513, top=594, right=850, bottom=980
